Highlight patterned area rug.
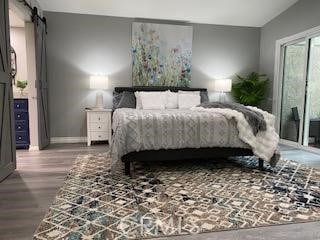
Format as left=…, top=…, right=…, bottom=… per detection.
left=33, top=153, right=320, bottom=240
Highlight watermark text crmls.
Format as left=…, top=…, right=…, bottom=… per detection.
left=119, top=216, right=202, bottom=237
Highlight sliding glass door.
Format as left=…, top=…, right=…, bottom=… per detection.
left=303, top=36, right=320, bottom=148
left=280, top=40, right=307, bottom=143
left=279, top=34, right=320, bottom=150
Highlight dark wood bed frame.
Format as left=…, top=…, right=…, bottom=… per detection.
left=114, top=87, right=264, bottom=176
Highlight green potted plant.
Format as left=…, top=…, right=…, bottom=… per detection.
left=16, top=80, right=27, bottom=96
left=232, top=72, right=268, bottom=106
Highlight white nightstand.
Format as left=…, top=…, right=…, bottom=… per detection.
left=86, top=109, right=112, bottom=146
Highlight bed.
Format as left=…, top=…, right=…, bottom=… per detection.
left=111, top=87, right=279, bottom=176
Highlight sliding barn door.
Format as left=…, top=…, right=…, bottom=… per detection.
left=0, top=0, right=16, bottom=181
left=34, top=18, right=50, bottom=149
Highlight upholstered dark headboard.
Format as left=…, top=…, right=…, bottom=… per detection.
left=114, top=86, right=207, bottom=93
left=113, top=86, right=208, bottom=110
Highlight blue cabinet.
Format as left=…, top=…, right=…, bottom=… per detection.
left=14, top=99, right=30, bottom=149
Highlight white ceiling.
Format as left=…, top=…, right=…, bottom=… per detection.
left=9, top=9, right=25, bottom=28
left=37, top=0, right=298, bottom=27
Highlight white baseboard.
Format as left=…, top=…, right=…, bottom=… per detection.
left=51, top=137, right=87, bottom=144
left=29, top=145, right=40, bottom=151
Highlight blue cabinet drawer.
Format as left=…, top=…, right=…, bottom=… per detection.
left=14, top=99, right=30, bottom=149
left=15, top=111, right=28, bottom=121
left=16, top=131, right=29, bottom=143
left=15, top=121, right=28, bottom=132
left=14, top=99, right=28, bottom=111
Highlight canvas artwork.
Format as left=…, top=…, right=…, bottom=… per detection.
left=132, top=22, right=193, bottom=87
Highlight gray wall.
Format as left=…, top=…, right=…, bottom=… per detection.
left=45, top=11, right=260, bottom=138
left=191, top=24, right=260, bottom=88
left=260, top=0, right=320, bottom=111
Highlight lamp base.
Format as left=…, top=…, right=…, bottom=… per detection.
left=94, top=91, right=104, bottom=109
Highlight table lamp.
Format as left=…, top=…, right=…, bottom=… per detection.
left=214, top=79, right=232, bottom=102
left=90, top=75, right=109, bottom=109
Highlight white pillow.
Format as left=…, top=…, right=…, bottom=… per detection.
left=140, top=92, right=166, bottom=110
left=178, top=93, right=201, bottom=109
left=165, top=91, right=178, bottom=109
left=178, top=90, right=200, bottom=96
left=134, top=91, right=143, bottom=109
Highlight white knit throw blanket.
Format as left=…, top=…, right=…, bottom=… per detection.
left=192, top=106, right=279, bottom=163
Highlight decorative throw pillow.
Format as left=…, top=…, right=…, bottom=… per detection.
left=135, top=91, right=167, bottom=109
left=178, top=93, right=201, bottom=109
left=200, top=91, right=209, bottom=103
left=134, top=91, right=143, bottom=109
left=178, top=90, right=209, bottom=103
left=178, top=90, right=200, bottom=94
left=117, top=91, right=136, bottom=108
left=165, top=90, right=179, bottom=109
left=113, top=92, right=123, bottom=110
left=140, top=92, right=166, bottom=110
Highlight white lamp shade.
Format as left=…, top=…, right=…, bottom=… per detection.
left=90, top=75, right=109, bottom=90
left=214, top=79, right=232, bottom=92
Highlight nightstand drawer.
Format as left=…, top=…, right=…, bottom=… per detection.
left=89, top=113, right=109, bottom=123
left=89, top=123, right=108, bottom=132
left=90, top=131, right=108, bottom=141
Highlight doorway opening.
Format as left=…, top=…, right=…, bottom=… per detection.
left=9, top=1, right=39, bottom=151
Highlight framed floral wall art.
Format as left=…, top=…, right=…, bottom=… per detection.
left=132, top=22, right=193, bottom=87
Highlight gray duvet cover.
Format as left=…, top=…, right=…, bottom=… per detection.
left=111, top=108, right=249, bottom=164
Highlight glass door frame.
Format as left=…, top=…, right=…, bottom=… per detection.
left=280, top=38, right=309, bottom=146
left=273, top=25, right=320, bottom=153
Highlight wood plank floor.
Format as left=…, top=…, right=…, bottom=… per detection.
left=0, top=144, right=105, bottom=240
left=0, top=143, right=319, bottom=240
